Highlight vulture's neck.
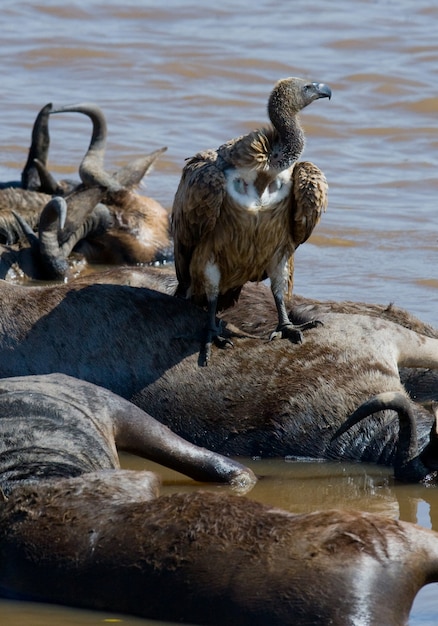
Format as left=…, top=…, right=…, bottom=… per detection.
left=269, top=114, right=304, bottom=172
left=250, top=115, right=303, bottom=196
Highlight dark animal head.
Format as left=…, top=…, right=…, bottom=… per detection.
left=332, top=391, right=438, bottom=484
left=10, top=185, right=106, bottom=281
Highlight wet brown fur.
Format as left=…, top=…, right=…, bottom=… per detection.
left=0, top=189, right=51, bottom=244
left=1, top=475, right=438, bottom=624
left=74, top=188, right=171, bottom=265
left=0, top=271, right=437, bottom=621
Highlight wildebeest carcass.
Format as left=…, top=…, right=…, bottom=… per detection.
left=0, top=268, right=435, bottom=482
left=0, top=373, right=255, bottom=495
left=47, top=101, right=172, bottom=265
left=0, top=373, right=438, bottom=626
left=0, top=102, right=172, bottom=266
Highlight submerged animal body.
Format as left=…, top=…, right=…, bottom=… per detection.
left=0, top=375, right=438, bottom=625
left=3, top=483, right=438, bottom=626
left=172, top=77, right=331, bottom=362
left=133, top=301, right=438, bottom=482
left=0, top=373, right=255, bottom=496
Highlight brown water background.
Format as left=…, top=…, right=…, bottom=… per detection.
left=0, top=0, right=437, bottom=624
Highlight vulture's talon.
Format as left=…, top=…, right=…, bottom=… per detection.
left=269, top=320, right=320, bottom=344
left=270, top=324, right=304, bottom=343
left=214, top=335, right=234, bottom=350
left=199, top=325, right=234, bottom=366
left=298, top=319, right=323, bottom=331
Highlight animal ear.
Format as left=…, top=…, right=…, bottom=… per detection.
left=11, top=211, right=39, bottom=250
left=58, top=186, right=107, bottom=251
left=113, top=147, right=167, bottom=188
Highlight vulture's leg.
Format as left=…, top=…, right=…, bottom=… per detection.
left=200, top=265, right=233, bottom=365
left=199, top=297, right=233, bottom=366
left=268, top=256, right=321, bottom=343
left=270, top=291, right=320, bottom=342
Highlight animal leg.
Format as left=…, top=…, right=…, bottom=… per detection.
left=112, top=393, right=257, bottom=492
left=268, top=257, right=321, bottom=342
left=200, top=296, right=233, bottom=366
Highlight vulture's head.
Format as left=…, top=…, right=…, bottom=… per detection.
left=268, top=77, right=332, bottom=126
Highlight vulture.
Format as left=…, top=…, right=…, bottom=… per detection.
left=172, top=76, right=331, bottom=364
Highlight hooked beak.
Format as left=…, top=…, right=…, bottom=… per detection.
left=313, top=82, right=332, bottom=100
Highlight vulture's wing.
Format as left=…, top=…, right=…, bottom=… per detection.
left=290, top=161, right=328, bottom=247
left=171, top=150, right=226, bottom=292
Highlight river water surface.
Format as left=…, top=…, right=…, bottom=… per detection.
left=0, top=1, right=437, bottom=624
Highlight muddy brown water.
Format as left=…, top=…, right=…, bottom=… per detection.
left=0, top=0, right=437, bottom=623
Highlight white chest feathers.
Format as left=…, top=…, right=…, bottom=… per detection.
left=225, top=168, right=293, bottom=211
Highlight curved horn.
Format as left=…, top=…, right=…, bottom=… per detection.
left=50, top=103, right=122, bottom=192
left=33, top=158, right=82, bottom=196
left=332, top=391, right=432, bottom=483
left=37, top=196, right=70, bottom=279
left=57, top=186, right=109, bottom=258
left=60, top=203, right=113, bottom=259
left=21, top=103, right=52, bottom=191
left=39, top=196, right=67, bottom=233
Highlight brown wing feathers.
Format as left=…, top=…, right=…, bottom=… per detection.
left=290, top=161, right=328, bottom=247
